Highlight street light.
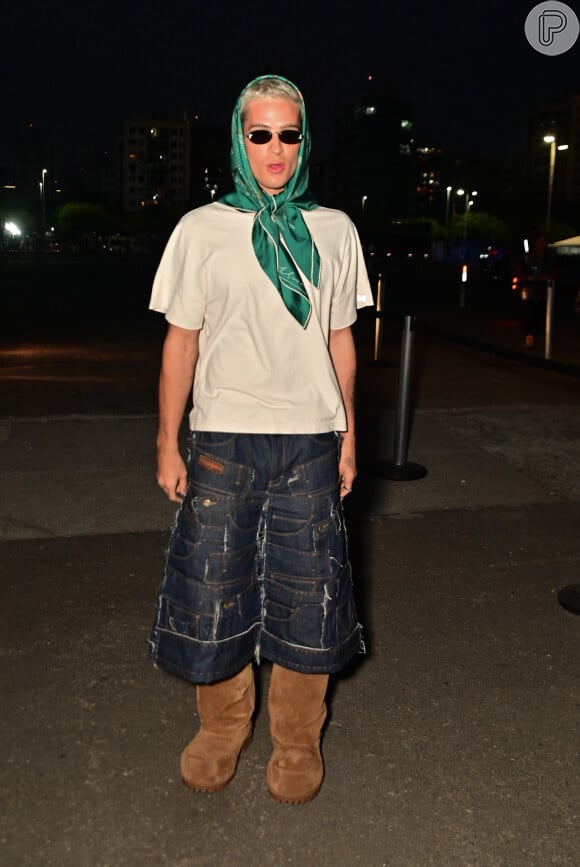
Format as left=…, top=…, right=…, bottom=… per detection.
left=456, top=189, right=477, bottom=259
left=361, top=194, right=368, bottom=214
left=444, top=186, right=452, bottom=254
left=543, top=135, right=568, bottom=237
left=40, top=168, right=47, bottom=232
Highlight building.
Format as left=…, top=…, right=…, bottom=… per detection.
left=412, top=141, right=444, bottom=216
left=189, top=118, right=230, bottom=207
left=120, top=116, right=191, bottom=212
left=527, top=89, right=580, bottom=207
left=118, top=114, right=231, bottom=214
left=326, top=81, right=415, bottom=227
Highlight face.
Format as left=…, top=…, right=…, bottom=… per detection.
left=242, top=97, right=302, bottom=196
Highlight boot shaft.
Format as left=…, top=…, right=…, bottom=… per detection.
left=196, top=661, right=255, bottom=734
left=268, top=664, right=329, bottom=745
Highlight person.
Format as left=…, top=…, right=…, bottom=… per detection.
left=148, top=74, right=373, bottom=804
left=516, top=230, right=553, bottom=349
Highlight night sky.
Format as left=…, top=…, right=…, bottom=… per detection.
left=3, top=0, right=579, bottom=168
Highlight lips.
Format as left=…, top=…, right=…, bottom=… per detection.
left=267, top=163, right=284, bottom=172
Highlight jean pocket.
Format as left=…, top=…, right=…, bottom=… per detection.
left=264, top=583, right=324, bottom=649
left=193, top=432, right=238, bottom=448
left=165, top=597, right=216, bottom=642
left=188, top=443, right=248, bottom=494
left=162, top=578, right=260, bottom=643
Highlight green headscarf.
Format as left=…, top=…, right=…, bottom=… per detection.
left=220, top=75, right=320, bottom=327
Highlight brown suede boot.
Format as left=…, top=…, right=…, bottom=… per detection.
left=267, top=664, right=329, bottom=804
left=180, top=662, right=255, bottom=792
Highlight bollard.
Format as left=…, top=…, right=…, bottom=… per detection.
left=373, top=273, right=383, bottom=363
left=544, top=279, right=554, bottom=360
left=459, top=263, right=468, bottom=308
left=371, top=273, right=396, bottom=368
left=374, top=315, right=427, bottom=481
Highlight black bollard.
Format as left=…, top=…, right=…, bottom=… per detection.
left=374, top=315, right=427, bottom=481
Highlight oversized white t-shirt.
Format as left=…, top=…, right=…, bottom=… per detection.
left=149, top=202, right=373, bottom=433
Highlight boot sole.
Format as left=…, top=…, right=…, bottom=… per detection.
left=181, top=734, right=252, bottom=793
left=267, top=782, right=322, bottom=804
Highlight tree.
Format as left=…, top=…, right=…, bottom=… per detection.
left=55, top=202, right=113, bottom=236
left=451, top=211, right=509, bottom=244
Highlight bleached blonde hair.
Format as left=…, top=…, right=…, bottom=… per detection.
left=240, top=76, right=303, bottom=122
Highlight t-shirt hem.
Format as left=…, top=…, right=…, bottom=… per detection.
left=189, top=417, right=347, bottom=434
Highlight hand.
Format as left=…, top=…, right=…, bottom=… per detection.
left=157, top=449, right=188, bottom=503
left=338, top=436, right=357, bottom=499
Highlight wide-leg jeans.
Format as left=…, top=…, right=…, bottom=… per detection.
left=149, top=432, right=363, bottom=683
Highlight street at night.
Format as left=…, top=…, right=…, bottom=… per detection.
left=2, top=0, right=580, bottom=861
left=1, top=254, right=579, bottom=866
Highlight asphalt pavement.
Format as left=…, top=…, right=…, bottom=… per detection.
left=1, top=293, right=580, bottom=866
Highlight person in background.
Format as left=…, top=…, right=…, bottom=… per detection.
left=148, top=74, right=373, bottom=803
left=517, top=230, right=553, bottom=349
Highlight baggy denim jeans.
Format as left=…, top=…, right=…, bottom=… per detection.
left=149, top=432, right=363, bottom=684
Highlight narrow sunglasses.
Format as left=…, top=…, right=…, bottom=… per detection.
left=246, top=129, right=303, bottom=145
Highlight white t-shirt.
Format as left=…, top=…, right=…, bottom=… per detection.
left=150, top=202, right=373, bottom=433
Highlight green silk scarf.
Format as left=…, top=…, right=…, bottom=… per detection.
left=220, top=75, right=320, bottom=327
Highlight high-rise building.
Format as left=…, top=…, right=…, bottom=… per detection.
left=413, top=142, right=444, bottom=215
left=120, top=116, right=191, bottom=212
left=189, top=118, right=230, bottom=207
left=326, top=81, right=414, bottom=227
left=119, top=114, right=231, bottom=214
left=527, top=90, right=580, bottom=205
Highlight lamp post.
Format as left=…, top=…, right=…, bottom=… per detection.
left=40, top=168, right=47, bottom=232
left=456, top=189, right=477, bottom=260
left=361, top=194, right=368, bottom=215
left=463, top=190, right=477, bottom=251
left=543, top=135, right=568, bottom=237
left=444, top=186, right=452, bottom=256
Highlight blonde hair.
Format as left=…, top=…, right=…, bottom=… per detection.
left=240, top=76, right=302, bottom=122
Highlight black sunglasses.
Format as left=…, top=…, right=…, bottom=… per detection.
left=246, top=129, right=303, bottom=145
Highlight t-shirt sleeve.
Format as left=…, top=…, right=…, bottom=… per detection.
left=330, top=219, right=374, bottom=330
left=149, top=218, right=206, bottom=329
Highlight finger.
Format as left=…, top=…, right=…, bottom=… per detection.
left=158, top=481, right=183, bottom=502
left=339, top=479, right=353, bottom=498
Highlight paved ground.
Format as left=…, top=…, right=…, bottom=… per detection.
left=1, top=304, right=579, bottom=866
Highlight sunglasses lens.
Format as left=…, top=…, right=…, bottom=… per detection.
left=279, top=131, right=303, bottom=144
left=247, top=130, right=272, bottom=144
left=246, top=130, right=303, bottom=145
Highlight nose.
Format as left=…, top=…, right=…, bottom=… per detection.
left=268, top=134, right=283, bottom=155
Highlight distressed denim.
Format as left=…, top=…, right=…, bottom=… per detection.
left=149, top=432, right=363, bottom=683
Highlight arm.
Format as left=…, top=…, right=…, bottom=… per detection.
left=328, top=325, right=357, bottom=498
left=156, top=323, right=200, bottom=502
